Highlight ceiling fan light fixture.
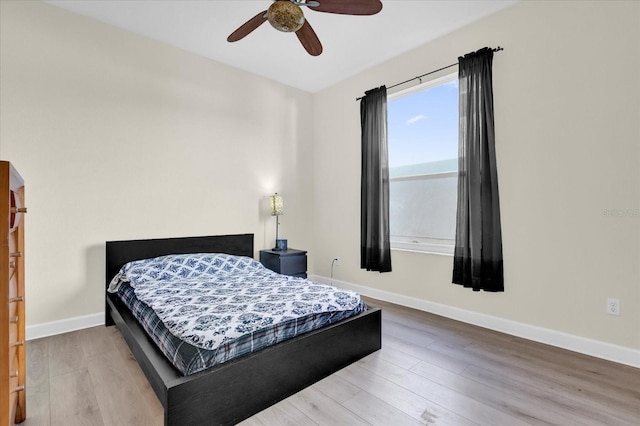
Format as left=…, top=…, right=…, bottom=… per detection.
left=267, top=1, right=305, bottom=32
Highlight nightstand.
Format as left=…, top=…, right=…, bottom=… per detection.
left=259, top=248, right=307, bottom=278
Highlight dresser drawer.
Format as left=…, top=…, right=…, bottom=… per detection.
left=278, top=255, right=307, bottom=275
left=9, top=390, right=18, bottom=426
left=9, top=349, right=21, bottom=424
left=9, top=321, right=18, bottom=346
left=9, top=273, right=17, bottom=300
left=10, top=351, right=19, bottom=387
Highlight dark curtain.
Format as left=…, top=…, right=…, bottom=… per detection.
left=453, top=47, right=503, bottom=291
left=360, top=86, right=392, bottom=272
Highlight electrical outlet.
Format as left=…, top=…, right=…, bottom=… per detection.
left=332, top=257, right=340, bottom=266
left=606, top=298, right=620, bottom=316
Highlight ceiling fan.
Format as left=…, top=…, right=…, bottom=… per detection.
left=227, top=0, right=383, bottom=56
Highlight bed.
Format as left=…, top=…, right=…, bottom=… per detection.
left=105, top=234, right=382, bottom=426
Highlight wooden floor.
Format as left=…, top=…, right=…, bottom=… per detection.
left=23, top=298, right=640, bottom=425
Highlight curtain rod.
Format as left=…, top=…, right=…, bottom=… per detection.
left=356, top=46, right=503, bottom=101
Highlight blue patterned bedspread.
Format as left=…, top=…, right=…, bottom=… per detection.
left=109, top=253, right=367, bottom=375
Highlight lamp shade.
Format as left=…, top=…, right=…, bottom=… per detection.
left=270, top=194, right=284, bottom=216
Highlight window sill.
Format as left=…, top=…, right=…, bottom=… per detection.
left=391, top=241, right=454, bottom=256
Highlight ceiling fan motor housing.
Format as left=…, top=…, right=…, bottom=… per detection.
left=267, top=1, right=305, bottom=32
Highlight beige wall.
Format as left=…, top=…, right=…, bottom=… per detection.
left=312, top=0, right=640, bottom=351
left=0, top=1, right=314, bottom=325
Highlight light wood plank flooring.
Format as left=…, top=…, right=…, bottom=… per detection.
left=23, top=298, right=640, bottom=425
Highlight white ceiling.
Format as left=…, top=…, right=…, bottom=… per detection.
left=44, top=0, right=517, bottom=93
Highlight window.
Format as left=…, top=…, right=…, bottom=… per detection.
left=388, top=73, right=458, bottom=255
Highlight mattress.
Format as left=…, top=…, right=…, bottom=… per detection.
left=110, top=253, right=367, bottom=375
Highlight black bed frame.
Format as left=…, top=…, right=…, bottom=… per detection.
left=105, top=234, right=382, bottom=426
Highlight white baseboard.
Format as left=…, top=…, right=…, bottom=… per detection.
left=311, top=274, right=640, bottom=368
left=26, top=313, right=104, bottom=341
left=25, top=278, right=640, bottom=368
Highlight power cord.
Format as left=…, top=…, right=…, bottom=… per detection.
left=330, top=257, right=339, bottom=283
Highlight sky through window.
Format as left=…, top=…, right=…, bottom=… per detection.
left=388, top=80, right=458, bottom=170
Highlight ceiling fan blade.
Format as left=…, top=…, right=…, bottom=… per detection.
left=296, top=20, right=323, bottom=56
left=308, top=0, right=382, bottom=15
left=227, top=10, right=268, bottom=42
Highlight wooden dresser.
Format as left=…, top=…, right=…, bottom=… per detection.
left=0, top=162, right=26, bottom=425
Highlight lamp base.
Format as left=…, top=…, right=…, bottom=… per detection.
left=274, top=239, right=288, bottom=251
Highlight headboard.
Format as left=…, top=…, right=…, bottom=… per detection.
left=105, top=234, right=254, bottom=288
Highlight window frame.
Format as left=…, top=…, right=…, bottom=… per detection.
left=387, top=72, right=458, bottom=256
